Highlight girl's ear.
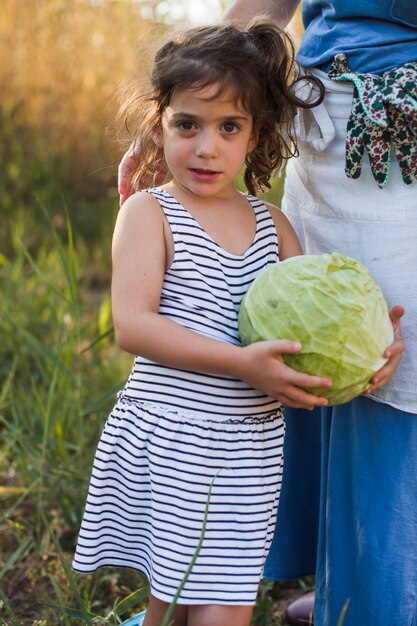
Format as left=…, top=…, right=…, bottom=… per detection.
left=247, top=126, right=259, bottom=153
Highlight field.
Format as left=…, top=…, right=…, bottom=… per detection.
left=0, top=2, right=310, bottom=624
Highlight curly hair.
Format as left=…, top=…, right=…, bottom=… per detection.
left=119, top=19, right=324, bottom=196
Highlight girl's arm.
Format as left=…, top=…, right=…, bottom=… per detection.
left=223, top=0, right=301, bottom=29
left=111, top=192, right=331, bottom=409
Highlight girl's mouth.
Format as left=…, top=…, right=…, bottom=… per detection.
left=189, top=168, right=221, bottom=181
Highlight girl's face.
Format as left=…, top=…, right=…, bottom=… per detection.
left=156, top=83, right=257, bottom=200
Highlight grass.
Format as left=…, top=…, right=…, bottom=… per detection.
left=0, top=204, right=137, bottom=624
left=0, top=201, right=312, bottom=626
left=0, top=2, right=309, bottom=623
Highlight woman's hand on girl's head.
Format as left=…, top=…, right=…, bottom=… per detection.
left=366, top=304, right=406, bottom=394
left=237, top=340, right=333, bottom=410
left=118, top=142, right=168, bottom=206
left=118, top=143, right=140, bottom=206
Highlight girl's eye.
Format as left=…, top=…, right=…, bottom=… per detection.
left=177, top=121, right=196, bottom=131
left=222, top=122, right=239, bottom=134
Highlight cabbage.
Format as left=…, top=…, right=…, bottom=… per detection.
left=238, top=252, right=393, bottom=405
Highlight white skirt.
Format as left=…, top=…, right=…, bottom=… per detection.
left=73, top=396, right=285, bottom=606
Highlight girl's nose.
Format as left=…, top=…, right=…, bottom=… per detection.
left=195, top=130, right=219, bottom=158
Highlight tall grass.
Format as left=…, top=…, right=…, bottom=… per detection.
left=0, top=0, right=165, bottom=262
left=0, top=203, right=143, bottom=623
left=0, top=197, right=292, bottom=625
left=0, top=0, right=160, bottom=175
left=0, top=2, right=302, bottom=623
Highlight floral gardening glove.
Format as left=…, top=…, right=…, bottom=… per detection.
left=328, top=54, right=417, bottom=188
left=381, top=62, right=417, bottom=185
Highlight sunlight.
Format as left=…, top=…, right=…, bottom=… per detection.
left=154, top=0, right=223, bottom=24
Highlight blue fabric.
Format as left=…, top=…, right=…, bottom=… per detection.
left=122, top=611, right=146, bottom=626
left=265, top=397, right=417, bottom=625
left=263, top=407, right=320, bottom=580
left=297, top=0, right=417, bottom=73
left=315, top=397, right=417, bottom=626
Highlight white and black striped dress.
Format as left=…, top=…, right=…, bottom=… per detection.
left=73, top=188, right=285, bottom=606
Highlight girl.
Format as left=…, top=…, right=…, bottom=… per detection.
left=73, top=20, right=330, bottom=626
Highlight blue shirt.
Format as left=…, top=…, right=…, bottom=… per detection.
left=297, top=0, right=417, bottom=73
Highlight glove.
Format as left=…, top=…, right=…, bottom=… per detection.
left=381, top=63, right=417, bottom=185
left=328, top=54, right=417, bottom=187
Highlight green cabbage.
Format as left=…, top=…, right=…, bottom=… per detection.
left=238, top=252, right=393, bottom=405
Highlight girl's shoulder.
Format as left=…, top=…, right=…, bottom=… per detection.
left=261, top=200, right=287, bottom=229
left=113, top=190, right=168, bottom=250
left=116, top=189, right=167, bottom=231
left=121, top=189, right=163, bottom=215
left=112, top=189, right=171, bottom=282
left=261, top=200, right=303, bottom=260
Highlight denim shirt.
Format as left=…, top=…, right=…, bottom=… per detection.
left=297, top=0, right=417, bottom=73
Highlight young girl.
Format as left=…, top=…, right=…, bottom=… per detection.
left=73, top=20, right=331, bottom=626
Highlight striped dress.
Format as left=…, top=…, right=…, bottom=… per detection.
left=72, top=188, right=286, bottom=606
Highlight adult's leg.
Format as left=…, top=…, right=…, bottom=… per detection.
left=263, top=406, right=321, bottom=581
left=315, top=397, right=417, bottom=626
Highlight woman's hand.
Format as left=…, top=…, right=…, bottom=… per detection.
left=118, top=144, right=140, bottom=206
left=366, top=304, right=406, bottom=394
left=117, top=142, right=168, bottom=206
left=237, top=339, right=333, bottom=410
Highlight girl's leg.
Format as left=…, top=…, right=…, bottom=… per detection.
left=143, top=597, right=253, bottom=626
left=143, top=593, right=188, bottom=626
left=188, top=604, right=253, bottom=626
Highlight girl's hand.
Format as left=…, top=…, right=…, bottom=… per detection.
left=366, top=304, right=406, bottom=394
left=237, top=340, right=333, bottom=410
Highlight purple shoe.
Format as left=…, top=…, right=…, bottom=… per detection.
left=283, top=591, right=315, bottom=625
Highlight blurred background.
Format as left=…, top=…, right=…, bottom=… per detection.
left=0, top=2, right=306, bottom=624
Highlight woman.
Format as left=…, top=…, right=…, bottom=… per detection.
left=222, top=2, right=416, bottom=625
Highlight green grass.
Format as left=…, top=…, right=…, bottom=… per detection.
left=0, top=201, right=143, bottom=624
left=0, top=3, right=306, bottom=620
left=0, top=185, right=314, bottom=625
